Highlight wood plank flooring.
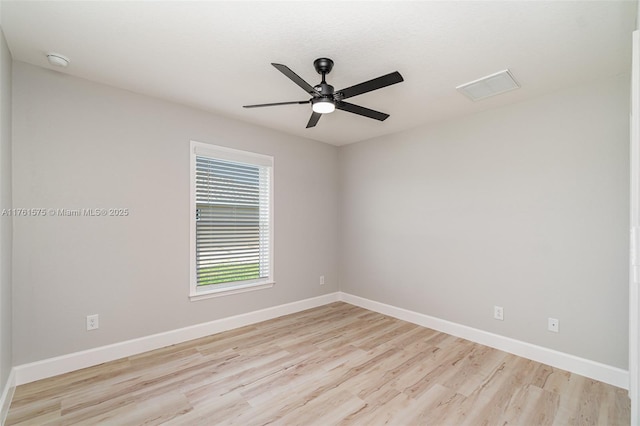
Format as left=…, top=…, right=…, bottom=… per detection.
left=6, top=302, right=630, bottom=425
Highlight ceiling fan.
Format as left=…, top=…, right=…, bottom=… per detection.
left=243, top=58, right=404, bottom=128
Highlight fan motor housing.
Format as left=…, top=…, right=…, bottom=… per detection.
left=314, top=83, right=334, bottom=96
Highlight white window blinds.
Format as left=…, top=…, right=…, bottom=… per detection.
left=192, top=144, right=272, bottom=294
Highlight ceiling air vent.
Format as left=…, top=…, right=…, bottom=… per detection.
left=456, top=69, right=520, bottom=101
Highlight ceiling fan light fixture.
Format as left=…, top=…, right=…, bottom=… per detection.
left=243, top=59, right=404, bottom=128
left=312, top=97, right=335, bottom=114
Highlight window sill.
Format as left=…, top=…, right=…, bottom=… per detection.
left=189, top=281, right=275, bottom=301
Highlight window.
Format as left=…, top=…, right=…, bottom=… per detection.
left=190, top=141, right=273, bottom=300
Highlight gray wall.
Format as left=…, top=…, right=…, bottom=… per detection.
left=0, top=29, right=13, bottom=387
left=11, top=62, right=339, bottom=365
left=339, top=75, right=630, bottom=369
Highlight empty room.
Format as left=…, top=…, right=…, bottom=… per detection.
left=1, top=1, right=639, bottom=424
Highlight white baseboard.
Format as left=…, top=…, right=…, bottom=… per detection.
left=11, top=290, right=629, bottom=392
left=14, top=292, right=340, bottom=386
left=338, top=292, right=629, bottom=390
left=0, top=368, right=16, bottom=426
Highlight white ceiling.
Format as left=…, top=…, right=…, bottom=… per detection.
left=1, top=1, right=637, bottom=146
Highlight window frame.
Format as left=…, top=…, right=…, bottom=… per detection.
left=190, top=141, right=274, bottom=301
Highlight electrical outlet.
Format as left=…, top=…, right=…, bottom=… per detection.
left=86, top=314, right=99, bottom=331
left=548, top=318, right=559, bottom=333
left=494, top=306, right=504, bottom=321
left=319, top=275, right=325, bottom=286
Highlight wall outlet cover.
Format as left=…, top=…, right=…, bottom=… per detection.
left=86, top=314, right=99, bottom=331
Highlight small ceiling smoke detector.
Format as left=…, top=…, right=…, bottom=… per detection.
left=46, top=53, right=70, bottom=68
left=456, top=69, right=520, bottom=101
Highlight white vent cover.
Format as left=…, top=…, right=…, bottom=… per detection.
left=456, top=69, right=520, bottom=101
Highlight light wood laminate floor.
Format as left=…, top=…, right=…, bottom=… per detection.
left=7, top=302, right=630, bottom=425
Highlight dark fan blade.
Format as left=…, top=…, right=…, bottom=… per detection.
left=272, top=63, right=320, bottom=96
left=306, top=112, right=322, bottom=128
left=243, top=100, right=310, bottom=108
left=338, top=71, right=404, bottom=100
left=335, top=101, right=389, bottom=121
